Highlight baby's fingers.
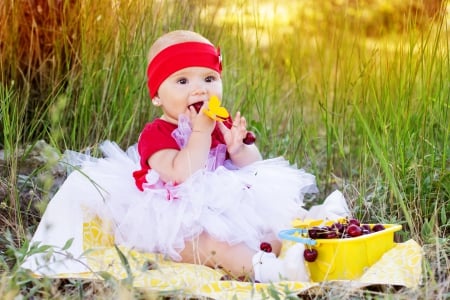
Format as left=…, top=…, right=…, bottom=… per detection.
left=218, top=121, right=230, bottom=135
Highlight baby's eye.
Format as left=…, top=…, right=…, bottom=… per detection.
left=205, top=75, right=217, bottom=82
left=177, top=78, right=188, bottom=84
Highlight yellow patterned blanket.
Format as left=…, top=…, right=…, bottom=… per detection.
left=34, top=217, right=422, bottom=299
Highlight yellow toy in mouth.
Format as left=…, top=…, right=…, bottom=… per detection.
left=203, top=95, right=229, bottom=121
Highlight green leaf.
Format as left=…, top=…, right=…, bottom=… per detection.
left=440, top=205, right=447, bottom=225
left=62, top=238, right=74, bottom=251
left=114, top=244, right=134, bottom=285
left=97, top=271, right=114, bottom=281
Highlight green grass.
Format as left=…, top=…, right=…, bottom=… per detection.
left=1, top=0, right=449, bottom=298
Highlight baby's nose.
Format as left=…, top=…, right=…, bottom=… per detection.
left=191, top=85, right=207, bottom=95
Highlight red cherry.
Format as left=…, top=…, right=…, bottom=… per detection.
left=331, top=222, right=345, bottom=233
left=308, top=228, right=319, bottom=239
left=372, top=224, right=385, bottom=232
left=308, top=227, right=327, bottom=239
left=325, top=231, right=338, bottom=239
left=348, top=218, right=361, bottom=227
left=260, top=242, right=272, bottom=253
left=361, top=224, right=371, bottom=232
left=220, top=275, right=232, bottom=281
left=303, top=248, right=318, bottom=262
left=347, top=224, right=363, bottom=237
left=243, top=131, right=256, bottom=145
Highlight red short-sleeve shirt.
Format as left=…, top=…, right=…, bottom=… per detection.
left=132, top=118, right=231, bottom=190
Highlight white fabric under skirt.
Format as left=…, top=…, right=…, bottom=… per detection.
left=23, top=141, right=326, bottom=273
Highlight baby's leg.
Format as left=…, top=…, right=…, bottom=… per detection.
left=179, top=232, right=281, bottom=278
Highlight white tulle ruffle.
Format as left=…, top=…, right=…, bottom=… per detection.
left=64, top=141, right=319, bottom=261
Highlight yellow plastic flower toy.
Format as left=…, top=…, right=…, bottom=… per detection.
left=203, top=95, right=230, bottom=121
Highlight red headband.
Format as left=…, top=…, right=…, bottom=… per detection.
left=147, top=42, right=222, bottom=99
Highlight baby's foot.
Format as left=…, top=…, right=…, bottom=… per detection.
left=282, top=243, right=310, bottom=282
left=252, top=251, right=284, bottom=282
left=252, top=245, right=310, bottom=283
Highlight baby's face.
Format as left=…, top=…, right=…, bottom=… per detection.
left=155, top=66, right=222, bottom=123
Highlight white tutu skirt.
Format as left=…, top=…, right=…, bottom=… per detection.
left=64, top=141, right=319, bottom=261
left=23, top=140, right=320, bottom=274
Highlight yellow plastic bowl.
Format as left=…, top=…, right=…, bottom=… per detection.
left=279, top=224, right=402, bottom=281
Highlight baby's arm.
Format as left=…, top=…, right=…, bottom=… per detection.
left=228, top=143, right=262, bottom=167
left=148, top=105, right=216, bottom=183
left=218, top=112, right=262, bottom=167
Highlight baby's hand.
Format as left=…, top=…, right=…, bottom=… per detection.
left=218, top=111, right=248, bottom=155
left=188, top=102, right=215, bottom=134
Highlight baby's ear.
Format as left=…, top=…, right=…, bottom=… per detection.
left=152, top=97, right=161, bottom=106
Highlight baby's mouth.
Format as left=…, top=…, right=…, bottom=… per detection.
left=188, top=101, right=204, bottom=113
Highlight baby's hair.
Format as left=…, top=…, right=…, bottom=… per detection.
left=148, top=30, right=213, bottom=64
